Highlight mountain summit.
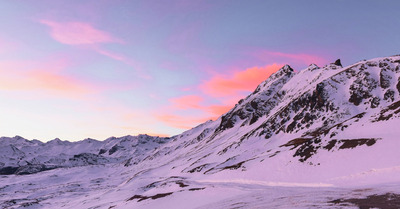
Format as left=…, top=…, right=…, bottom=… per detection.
left=2, top=55, right=400, bottom=208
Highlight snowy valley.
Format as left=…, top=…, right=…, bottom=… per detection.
left=2, top=55, right=400, bottom=208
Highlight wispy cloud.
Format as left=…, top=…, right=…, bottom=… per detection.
left=249, top=49, right=329, bottom=67
left=95, top=48, right=125, bottom=61
left=39, top=20, right=150, bottom=79
left=93, top=46, right=150, bottom=79
left=39, top=20, right=122, bottom=45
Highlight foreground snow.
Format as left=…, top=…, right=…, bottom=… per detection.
left=2, top=164, right=400, bottom=209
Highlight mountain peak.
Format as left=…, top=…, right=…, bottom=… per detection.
left=282, top=64, right=294, bottom=72
left=306, top=63, right=320, bottom=71
left=324, top=59, right=343, bottom=70
left=11, top=135, right=25, bottom=141
left=266, top=64, right=295, bottom=82
left=47, top=138, right=65, bottom=145
left=333, top=59, right=342, bottom=67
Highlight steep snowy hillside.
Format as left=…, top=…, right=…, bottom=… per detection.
left=125, top=56, right=400, bottom=184
left=2, top=55, right=400, bottom=208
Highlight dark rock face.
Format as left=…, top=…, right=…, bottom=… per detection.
left=334, top=59, right=342, bottom=67
left=69, top=153, right=109, bottom=165
left=216, top=114, right=237, bottom=132
left=371, top=97, right=380, bottom=108
left=373, top=100, right=400, bottom=122
left=384, top=90, right=395, bottom=102
left=285, top=137, right=379, bottom=162
left=0, top=165, right=56, bottom=175
left=397, top=78, right=400, bottom=94
left=98, top=149, right=107, bottom=155
left=337, top=138, right=378, bottom=149
left=380, top=68, right=392, bottom=89
left=292, top=138, right=320, bottom=162
left=348, top=66, right=378, bottom=106
left=186, top=164, right=211, bottom=173
left=330, top=193, right=400, bottom=208
left=0, top=166, right=19, bottom=175
left=126, top=192, right=173, bottom=202
left=254, top=82, right=333, bottom=140
left=15, top=165, right=57, bottom=175
left=109, top=145, right=122, bottom=155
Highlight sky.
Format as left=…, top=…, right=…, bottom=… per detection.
left=0, top=0, right=399, bottom=141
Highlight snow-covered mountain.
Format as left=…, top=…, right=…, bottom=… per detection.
left=2, top=55, right=400, bottom=208
left=0, top=135, right=170, bottom=175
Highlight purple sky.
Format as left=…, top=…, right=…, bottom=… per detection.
left=1, top=0, right=399, bottom=141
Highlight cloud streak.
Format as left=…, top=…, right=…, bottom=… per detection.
left=39, top=20, right=122, bottom=45
left=93, top=46, right=149, bottom=79
left=249, top=49, right=329, bottom=67
left=40, top=20, right=149, bottom=79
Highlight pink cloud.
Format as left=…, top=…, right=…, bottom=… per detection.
left=155, top=113, right=212, bottom=129
left=39, top=20, right=122, bottom=45
left=156, top=94, right=234, bottom=129
left=181, top=87, right=192, bottom=91
left=169, top=95, right=203, bottom=109
left=0, top=70, right=95, bottom=97
left=155, top=103, right=233, bottom=129
left=28, top=70, right=94, bottom=95
left=95, top=48, right=125, bottom=61
left=39, top=20, right=151, bottom=79
left=201, top=63, right=282, bottom=97
left=169, top=95, right=233, bottom=116
left=0, top=60, right=96, bottom=98
left=207, top=104, right=233, bottom=116
left=157, top=64, right=284, bottom=129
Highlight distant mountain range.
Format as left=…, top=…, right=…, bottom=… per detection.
left=0, top=134, right=170, bottom=175
left=2, top=55, right=400, bottom=208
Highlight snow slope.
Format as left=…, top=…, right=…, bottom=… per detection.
left=2, top=56, right=400, bottom=208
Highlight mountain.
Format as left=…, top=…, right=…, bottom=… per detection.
left=0, top=134, right=170, bottom=175
left=1, top=55, right=400, bottom=208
